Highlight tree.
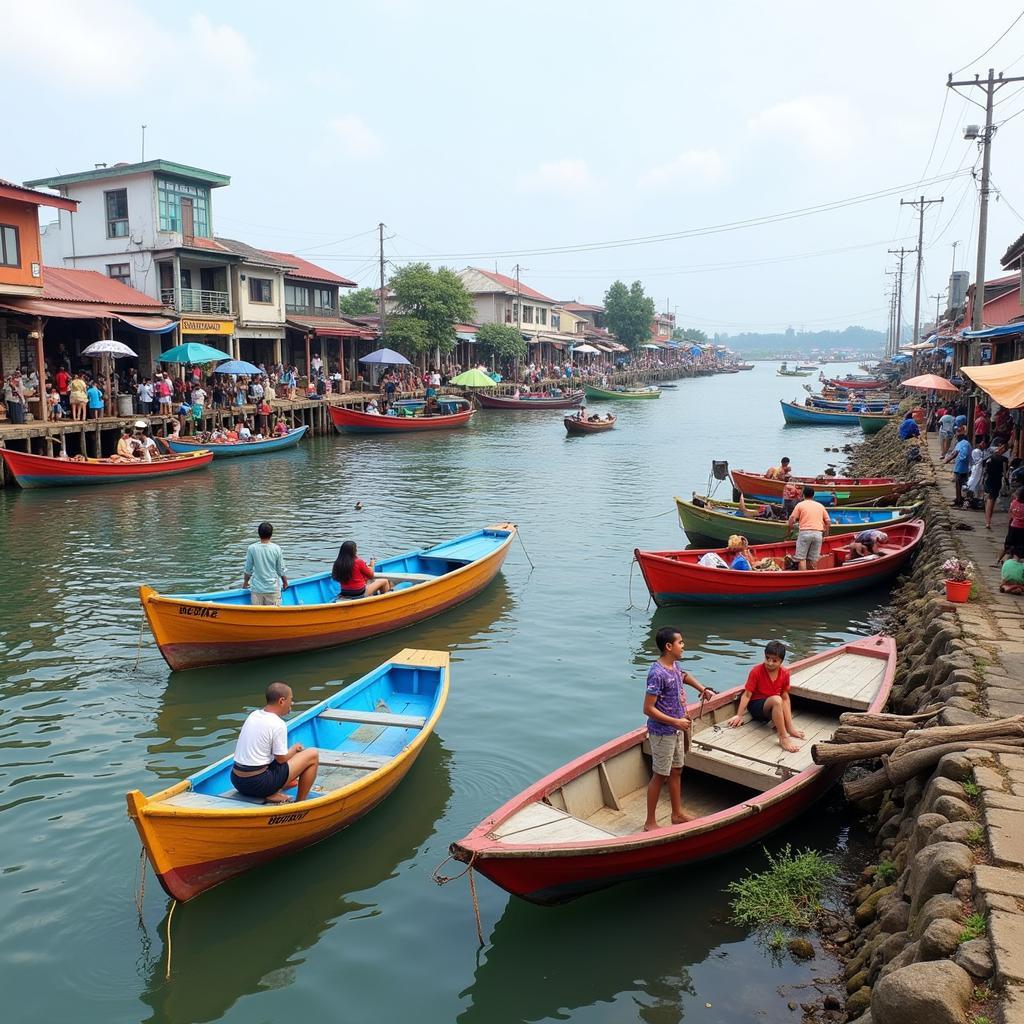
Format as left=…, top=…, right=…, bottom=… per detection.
left=672, top=326, right=708, bottom=344
left=387, top=263, right=475, bottom=357
left=381, top=315, right=430, bottom=356
left=474, top=323, right=527, bottom=363
left=604, top=280, right=656, bottom=352
left=338, top=287, right=378, bottom=316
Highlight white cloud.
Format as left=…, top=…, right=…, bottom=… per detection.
left=748, top=95, right=863, bottom=160
left=327, top=115, right=383, bottom=159
left=518, top=158, right=602, bottom=197
left=638, top=148, right=726, bottom=190
left=188, top=14, right=255, bottom=78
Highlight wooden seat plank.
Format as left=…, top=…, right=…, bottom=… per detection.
left=497, top=814, right=618, bottom=846
left=493, top=802, right=568, bottom=838
left=316, top=750, right=392, bottom=770
left=319, top=708, right=426, bottom=729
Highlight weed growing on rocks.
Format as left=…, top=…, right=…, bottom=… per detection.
left=876, top=859, right=898, bottom=884
left=959, top=912, right=987, bottom=943
left=728, top=845, right=837, bottom=930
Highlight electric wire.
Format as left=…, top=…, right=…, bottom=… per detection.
left=951, top=8, right=1024, bottom=75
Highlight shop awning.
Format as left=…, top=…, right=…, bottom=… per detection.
left=114, top=313, right=177, bottom=333
left=961, top=358, right=1024, bottom=408
left=286, top=316, right=376, bottom=339
left=962, top=323, right=1024, bottom=340
left=456, top=331, right=477, bottom=342
left=0, top=297, right=176, bottom=331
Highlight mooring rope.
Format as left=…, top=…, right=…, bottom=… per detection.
left=432, top=851, right=484, bottom=946
left=134, top=846, right=147, bottom=918
left=165, top=899, right=177, bottom=981
left=131, top=615, right=145, bottom=672
left=516, top=530, right=535, bottom=570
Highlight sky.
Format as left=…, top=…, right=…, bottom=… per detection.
left=7, top=0, right=1024, bottom=337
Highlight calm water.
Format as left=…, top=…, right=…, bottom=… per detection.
left=0, top=363, right=884, bottom=1024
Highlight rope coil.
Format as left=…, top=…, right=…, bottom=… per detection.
left=432, top=851, right=484, bottom=946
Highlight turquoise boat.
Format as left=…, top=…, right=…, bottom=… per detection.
left=780, top=400, right=860, bottom=426
left=164, top=425, right=308, bottom=457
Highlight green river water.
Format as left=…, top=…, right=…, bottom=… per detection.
left=0, top=363, right=888, bottom=1023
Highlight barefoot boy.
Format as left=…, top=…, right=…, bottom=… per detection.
left=726, top=640, right=804, bottom=753
left=643, top=626, right=715, bottom=830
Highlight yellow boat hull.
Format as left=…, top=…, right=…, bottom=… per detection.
left=126, top=649, right=449, bottom=901
left=140, top=523, right=516, bottom=670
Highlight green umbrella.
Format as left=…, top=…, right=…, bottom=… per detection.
left=449, top=368, right=497, bottom=387
left=159, top=342, right=234, bottom=364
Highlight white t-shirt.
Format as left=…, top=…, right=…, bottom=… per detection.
left=233, top=708, right=288, bottom=766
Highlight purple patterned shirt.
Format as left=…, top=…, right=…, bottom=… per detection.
left=646, top=662, right=685, bottom=736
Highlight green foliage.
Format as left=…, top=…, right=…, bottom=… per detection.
left=728, top=845, right=838, bottom=930
left=966, top=825, right=985, bottom=847
left=767, top=928, right=785, bottom=951
left=959, top=912, right=987, bottom=943
left=672, top=326, right=708, bottom=344
left=474, top=323, right=527, bottom=362
left=970, top=1015, right=992, bottom=1024
left=388, top=263, right=474, bottom=356
left=962, top=780, right=980, bottom=800
left=382, top=315, right=430, bottom=356
left=876, top=860, right=898, bottom=885
left=603, top=280, right=656, bottom=352
left=338, top=287, right=378, bottom=316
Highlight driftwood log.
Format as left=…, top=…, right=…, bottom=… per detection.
left=832, top=725, right=911, bottom=744
left=813, top=737, right=902, bottom=764
left=836, top=707, right=943, bottom=733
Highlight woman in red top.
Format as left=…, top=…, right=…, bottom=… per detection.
left=725, top=640, right=804, bottom=753
left=331, top=541, right=392, bottom=600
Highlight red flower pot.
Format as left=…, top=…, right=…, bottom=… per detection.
left=945, top=578, right=972, bottom=603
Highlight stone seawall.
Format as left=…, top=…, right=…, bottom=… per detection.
left=832, top=427, right=1024, bottom=1024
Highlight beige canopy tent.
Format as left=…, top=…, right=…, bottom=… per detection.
left=961, top=358, right=1024, bottom=410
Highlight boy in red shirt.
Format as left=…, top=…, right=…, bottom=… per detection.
left=726, top=640, right=804, bottom=753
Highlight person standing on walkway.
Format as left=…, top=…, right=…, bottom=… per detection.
left=55, top=366, right=70, bottom=414
left=787, top=486, right=831, bottom=570
left=938, top=408, right=956, bottom=456
left=944, top=427, right=973, bottom=508
left=244, top=522, right=289, bottom=606
left=983, top=443, right=1010, bottom=530
left=86, top=379, right=104, bottom=420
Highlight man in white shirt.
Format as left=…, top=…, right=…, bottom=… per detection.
left=230, top=682, right=319, bottom=803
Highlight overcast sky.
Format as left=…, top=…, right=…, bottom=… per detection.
left=8, top=0, right=1024, bottom=335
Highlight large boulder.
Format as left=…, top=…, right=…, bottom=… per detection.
left=954, top=938, right=994, bottom=979
left=871, top=961, right=973, bottom=1024
left=918, top=918, right=964, bottom=960
left=930, top=795, right=975, bottom=822
left=907, top=843, right=973, bottom=919
left=912, top=893, right=962, bottom=939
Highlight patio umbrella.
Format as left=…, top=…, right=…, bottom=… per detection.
left=81, top=339, right=138, bottom=416
left=159, top=342, right=233, bottom=364
left=213, top=359, right=263, bottom=376
left=900, top=373, right=959, bottom=393
left=448, top=368, right=497, bottom=387
left=358, top=348, right=411, bottom=365
left=570, top=343, right=600, bottom=354
left=640, top=343, right=661, bottom=350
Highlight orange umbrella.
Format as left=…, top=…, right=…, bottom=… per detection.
left=900, top=373, right=959, bottom=393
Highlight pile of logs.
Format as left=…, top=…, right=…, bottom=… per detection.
left=811, top=708, right=1024, bottom=802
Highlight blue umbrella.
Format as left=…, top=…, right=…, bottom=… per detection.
left=159, top=342, right=233, bottom=364
left=214, top=359, right=263, bottom=375
left=358, top=347, right=411, bottom=366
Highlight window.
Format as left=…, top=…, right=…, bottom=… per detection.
left=314, top=287, right=335, bottom=311
left=156, top=178, right=211, bottom=237
left=537, top=308, right=547, bottom=326
left=105, top=189, right=129, bottom=238
left=522, top=304, right=534, bottom=324
left=107, top=263, right=132, bottom=285
left=285, top=284, right=307, bottom=308
left=248, top=277, right=273, bottom=303
left=551, top=312, right=560, bottom=331
left=0, top=224, right=19, bottom=267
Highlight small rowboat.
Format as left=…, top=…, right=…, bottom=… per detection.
left=859, top=413, right=899, bottom=435
left=0, top=448, right=212, bottom=489
left=730, top=468, right=912, bottom=506
left=584, top=383, right=661, bottom=400
left=564, top=414, right=616, bottom=435
left=825, top=377, right=886, bottom=391
left=777, top=363, right=811, bottom=377
left=127, top=648, right=449, bottom=901
left=809, top=395, right=892, bottom=411
left=735, top=362, right=755, bottom=370
left=675, top=492, right=923, bottom=546
left=475, top=390, right=584, bottom=410
left=450, top=635, right=895, bottom=904
left=781, top=400, right=861, bottom=426
left=163, top=425, right=308, bottom=456
left=633, top=520, right=923, bottom=606
left=328, top=399, right=473, bottom=433
left=140, top=523, right=516, bottom=670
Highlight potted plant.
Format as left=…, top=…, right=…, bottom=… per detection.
left=941, top=558, right=974, bottom=603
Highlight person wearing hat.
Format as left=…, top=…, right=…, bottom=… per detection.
left=725, top=535, right=753, bottom=570
left=135, top=421, right=158, bottom=462
left=364, top=398, right=380, bottom=416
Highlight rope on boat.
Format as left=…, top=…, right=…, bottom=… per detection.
left=627, top=557, right=650, bottom=610
left=165, top=899, right=177, bottom=981
left=134, top=846, right=147, bottom=918
left=432, top=851, right=484, bottom=947
left=131, top=614, right=145, bottom=673
left=516, top=530, right=536, bottom=571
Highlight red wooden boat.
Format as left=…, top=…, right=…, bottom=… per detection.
left=825, top=377, right=886, bottom=391
left=328, top=401, right=474, bottom=434
left=0, top=448, right=213, bottom=489
left=730, top=468, right=912, bottom=505
left=564, top=413, right=616, bottom=435
left=633, top=520, right=924, bottom=606
left=451, top=635, right=896, bottom=904
left=476, top=390, right=584, bottom=410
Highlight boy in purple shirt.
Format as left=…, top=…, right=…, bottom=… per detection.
left=643, top=626, right=715, bottom=831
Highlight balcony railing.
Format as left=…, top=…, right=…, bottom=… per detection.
left=161, top=288, right=231, bottom=314
left=286, top=302, right=338, bottom=319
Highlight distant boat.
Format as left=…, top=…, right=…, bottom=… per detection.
left=584, top=383, right=661, bottom=400
left=780, top=400, right=862, bottom=426
left=730, top=468, right=913, bottom=505
left=777, top=363, right=811, bottom=377
left=735, top=362, right=755, bottom=370
left=163, top=425, right=308, bottom=457
left=0, top=448, right=212, bottom=489
left=564, top=413, right=616, bottom=435
left=475, top=390, right=583, bottom=410
left=796, top=363, right=819, bottom=371
left=329, top=399, right=473, bottom=433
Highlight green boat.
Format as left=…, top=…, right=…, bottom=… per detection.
left=674, top=492, right=923, bottom=546
left=584, top=383, right=661, bottom=400
left=859, top=413, right=898, bottom=435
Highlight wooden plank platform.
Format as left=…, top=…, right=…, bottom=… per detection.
left=318, top=708, right=427, bottom=729
left=789, top=652, right=885, bottom=710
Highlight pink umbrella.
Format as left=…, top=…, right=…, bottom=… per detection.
left=900, top=373, right=959, bottom=394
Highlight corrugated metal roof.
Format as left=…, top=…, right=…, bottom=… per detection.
left=215, top=237, right=296, bottom=268
left=261, top=250, right=357, bottom=286
left=40, top=267, right=163, bottom=308
left=0, top=178, right=77, bottom=211
left=465, top=267, right=555, bottom=303
left=25, top=159, right=230, bottom=190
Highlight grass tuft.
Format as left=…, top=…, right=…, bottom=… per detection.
left=966, top=826, right=985, bottom=847
left=962, top=780, right=981, bottom=800
left=876, top=860, right=898, bottom=885
left=959, top=912, right=987, bottom=943
left=728, top=845, right=838, bottom=930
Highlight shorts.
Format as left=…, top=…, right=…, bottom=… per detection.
left=954, top=472, right=969, bottom=485
left=1005, top=524, right=1024, bottom=552
left=795, top=530, right=823, bottom=563
left=251, top=591, right=281, bottom=606
left=648, top=731, right=685, bottom=775
left=984, top=483, right=1002, bottom=500
left=336, top=587, right=366, bottom=601
left=748, top=698, right=774, bottom=722
left=231, top=760, right=289, bottom=798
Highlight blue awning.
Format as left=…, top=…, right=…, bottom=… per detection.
left=892, top=353, right=911, bottom=362
left=687, top=345, right=702, bottom=356
left=962, top=323, right=1024, bottom=339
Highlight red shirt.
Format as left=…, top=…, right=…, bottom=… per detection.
left=339, top=558, right=373, bottom=590
left=745, top=663, right=791, bottom=700
left=55, top=370, right=69, bottom=392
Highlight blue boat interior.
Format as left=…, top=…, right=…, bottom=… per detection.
left=722, top=506, right=905, bottom=524
left=170, top=527, right=512, bottom=606
left=180, top=659, right=445, bottom=802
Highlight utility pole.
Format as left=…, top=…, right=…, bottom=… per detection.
left=900, top=194, right=943, bottom=345
left=378, top=222, right=386, bottom=339
left=947, top=67, right=1024, bottom=330
left=931, top=292, right=944, bottom=331
left=514, top=264, right=523, bottom=378
left=888, top=247, right=915, bottom=355
left=141, top=124, right=147, bottom=162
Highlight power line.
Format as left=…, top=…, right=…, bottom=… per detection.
left=952, top=8, right=1024, bottom=75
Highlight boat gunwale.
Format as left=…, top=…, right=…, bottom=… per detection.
left=163, top=425, right=308, bottom=451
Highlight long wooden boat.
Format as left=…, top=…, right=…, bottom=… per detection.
left=809, top=395, right=892, bottom=411
left=633, top=521, right=923, bottom=606
left=450, top=635, right=895, bottom=904
left=583, top=383, right=661, bottom=400
left=140, top=523, right=516, bottom=671
left=127, top=648, right=449, bottom=901
left=564, top=414, right=616, bottom=435
left=825, top=377, right=886, bottom=391
left=328, top=400, right=474, bottom=433
left=0, top=447, right=213, bottom=489
left=675, top=492, right=923, bottom=546
left=476, top=390, right=583, bottom=410
left=777, top=363, right=811, bottom=377
left=859, top=413, right=899, bottom=435
left=781, top=400, right=861, bottom=426
left=735, top=362, right=755, bottom=370
left=730, top=468, right=912, bottom=505
left=163, top=425, right=308, bottom=457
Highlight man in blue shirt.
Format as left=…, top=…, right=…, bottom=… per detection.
left=943, top=427, right=973, bottom=507
left=898, top=413, right=921, bottom=441
left=244, top=521, right=289, bottom=605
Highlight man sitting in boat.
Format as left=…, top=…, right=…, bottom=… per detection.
left=726, top=640, right=803, bottom=753
left=764, top=457, right=791, bottom=481
left=230, top=682, right=319, bottom=804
